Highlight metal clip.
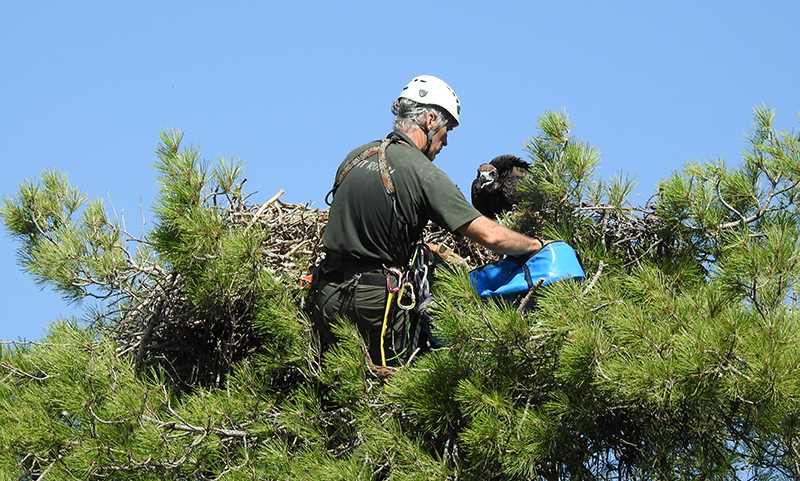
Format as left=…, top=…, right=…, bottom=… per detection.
left=397, top=272, right=416, bottom=310
left=386, top=267, right=403, bottom=293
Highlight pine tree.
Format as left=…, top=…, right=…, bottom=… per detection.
left=1, top=106, right=799, bottom=479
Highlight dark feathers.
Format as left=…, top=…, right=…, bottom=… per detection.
left=470, top=154, right=530, bottom=218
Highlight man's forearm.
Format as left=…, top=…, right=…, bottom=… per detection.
left=457, top=216, right=542, bottom=256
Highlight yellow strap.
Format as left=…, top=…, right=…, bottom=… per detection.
left=380, top=291, right=394, bottom=367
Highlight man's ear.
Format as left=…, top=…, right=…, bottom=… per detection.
left=425, top=111, right=438, bottom=130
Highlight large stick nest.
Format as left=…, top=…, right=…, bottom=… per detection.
left=230, top=189, right=500, bottom=279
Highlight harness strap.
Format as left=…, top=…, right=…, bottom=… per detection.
left=326, top=138, right=395, bottom=204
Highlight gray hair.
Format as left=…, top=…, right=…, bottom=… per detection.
left=391, top=98, right=453, bottom=134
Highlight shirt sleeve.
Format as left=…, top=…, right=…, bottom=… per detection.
left=421, top=165, right=482, bottom=233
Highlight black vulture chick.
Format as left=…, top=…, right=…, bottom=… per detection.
left=470, top=154, right=530, bottom=218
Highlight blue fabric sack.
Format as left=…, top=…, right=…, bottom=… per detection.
left=469, top=241, right=585, bottom=302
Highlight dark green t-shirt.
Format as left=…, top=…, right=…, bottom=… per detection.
left=323, top=131, right=481, bottom=266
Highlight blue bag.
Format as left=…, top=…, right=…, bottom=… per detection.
left=469, top=241, right=585, bottom=303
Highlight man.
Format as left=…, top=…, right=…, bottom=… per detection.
left=313, top=75, right=543, bottom=366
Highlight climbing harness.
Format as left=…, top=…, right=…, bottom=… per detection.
left=323, top=137, right=440, bottom=366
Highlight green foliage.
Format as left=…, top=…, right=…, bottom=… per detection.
left=3, top=107, right=800, bottom=479
left=524, top=109, right=604, bottom=207
left=1, top=168, right=126, bottom=302
left=151, top=128, right=262, bottom=301
left=1, top=322, right=170, bottom=479
left=655, top=104, right=800, bottom=271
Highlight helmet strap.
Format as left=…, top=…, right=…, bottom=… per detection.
left=421, top=123, right=444, bottom=157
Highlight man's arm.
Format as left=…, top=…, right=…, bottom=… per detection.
left=456, top=216, right=543, bottom=257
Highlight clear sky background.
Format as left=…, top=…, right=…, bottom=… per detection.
left=1, top=1, right=798, bottom=341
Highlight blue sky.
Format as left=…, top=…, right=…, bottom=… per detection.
left=1, top=1, right=798, bottom=341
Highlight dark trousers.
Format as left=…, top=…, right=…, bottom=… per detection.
left=312, top=275, right=422, bottom=366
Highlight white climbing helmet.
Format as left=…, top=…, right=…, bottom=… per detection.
left=398, top=75, right=461, bottom=126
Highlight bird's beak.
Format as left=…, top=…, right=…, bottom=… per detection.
left=479, top=171, right=495, bottom=188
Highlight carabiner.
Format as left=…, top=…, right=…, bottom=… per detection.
left=417, top=264, right=428, bottom=282
left=397, top=272, right=416, bottom=310
left=386, top=267, right=403, bottom=293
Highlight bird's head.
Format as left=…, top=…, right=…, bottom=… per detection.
left=476, top=164, right=499, bottom=192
